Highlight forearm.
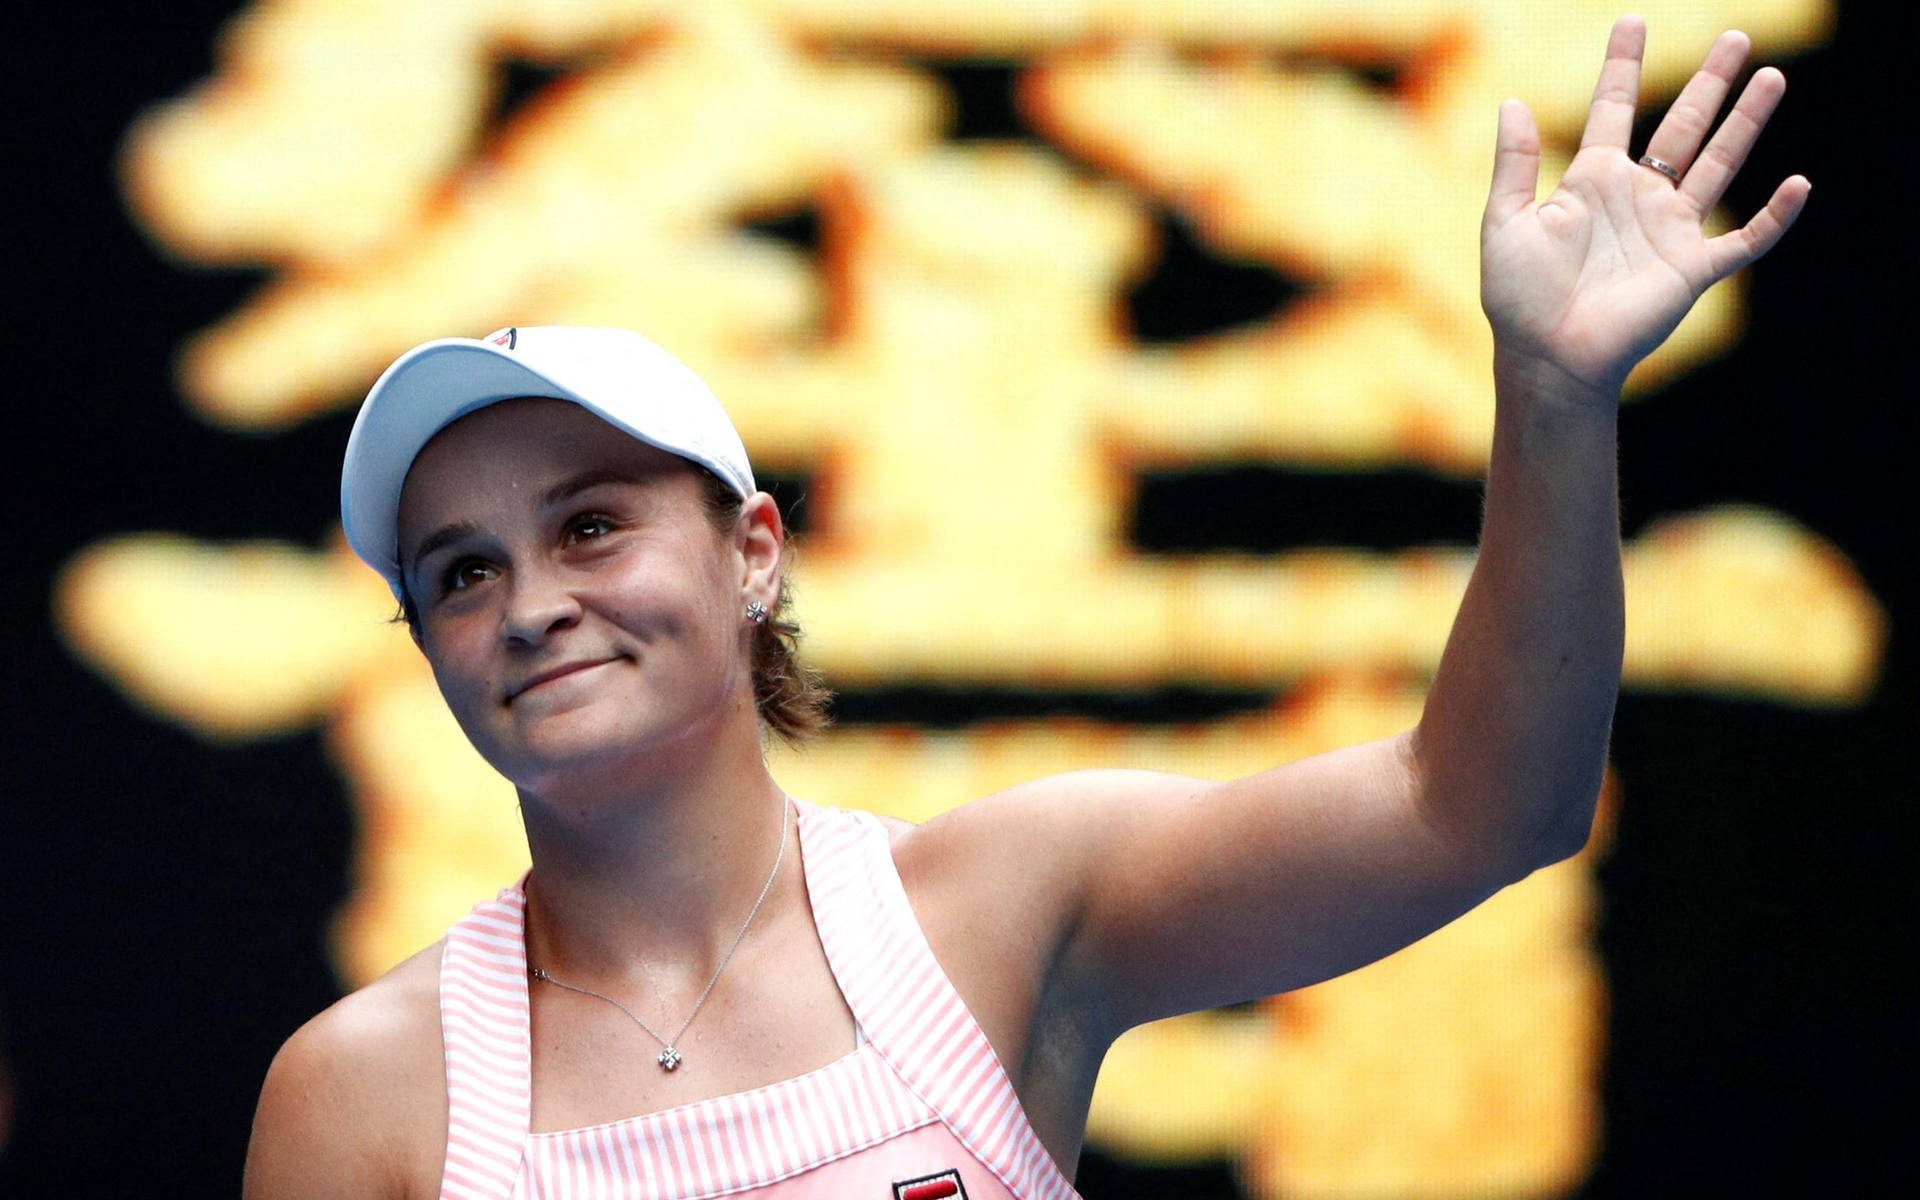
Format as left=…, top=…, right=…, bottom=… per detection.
left=1412, top=347, right=1624, bottom=873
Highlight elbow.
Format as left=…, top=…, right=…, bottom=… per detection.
left=1402, top=728, right=1601, bottom=880
left=1464, top=782, right=1605, bottom=886
left=1470, top=805, right=1594, bottom=894
left=1532, top=807, right=1596, bottom=867
left=1512, top=780, right=1603, bottom=875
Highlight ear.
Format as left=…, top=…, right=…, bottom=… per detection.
left=736, top=491, right=785, bottom=610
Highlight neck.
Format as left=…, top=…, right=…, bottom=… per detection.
left=515, top=703, right=792, bottom=987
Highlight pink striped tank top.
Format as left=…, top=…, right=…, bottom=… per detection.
left=436, top=799, right=1085, bottom=1200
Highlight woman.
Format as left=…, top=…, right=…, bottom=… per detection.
left=244, top=17, right=1807, bottom=1198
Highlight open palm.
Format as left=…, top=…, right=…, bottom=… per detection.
left=1480, top=17, right=1810, bottom=395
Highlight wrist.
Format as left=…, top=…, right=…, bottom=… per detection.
left=1492, top=344, right=1625, bottom=417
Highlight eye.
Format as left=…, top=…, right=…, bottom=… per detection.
left=563, top=514, right=616, bottom=545
left=443, top=558, right=498, bottom=593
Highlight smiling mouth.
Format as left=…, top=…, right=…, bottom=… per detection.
left=508, top=658, right=619, bottom=701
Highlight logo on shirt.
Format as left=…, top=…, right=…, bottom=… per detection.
left=892, top=1168, right=967, bottom=1200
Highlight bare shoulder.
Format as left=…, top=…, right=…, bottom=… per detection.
left=243, top=942, right=449, bottom=1200
left=889, top=769, right=1187, bottom=909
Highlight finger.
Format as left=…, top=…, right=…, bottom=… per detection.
left=1579, top=14, right=1648, bottom=152
left=1643, top=30, right=1752, bottom=174
left=1485, top=99, right=1542, bottom=227
left=1679, top=66, right=1787, bottom=214
left=1704, top=173, right=1810, bottom=280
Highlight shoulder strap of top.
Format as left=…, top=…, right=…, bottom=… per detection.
left=437, top=886, right=532, bottom=1200
left=796, top=801, right=1081, bottom=1200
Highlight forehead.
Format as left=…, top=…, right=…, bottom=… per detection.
left=398, top=397, right=696, bottom=532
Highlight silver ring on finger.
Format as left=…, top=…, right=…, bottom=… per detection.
left=1637, top=154, right=1683, bottom=186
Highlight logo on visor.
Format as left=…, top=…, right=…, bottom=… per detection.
left=892, top=1170, right=967, bottom=1200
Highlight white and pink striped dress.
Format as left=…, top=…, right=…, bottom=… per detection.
left=435, top=800, right=1086, bottom=1200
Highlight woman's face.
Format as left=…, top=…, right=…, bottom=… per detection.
left=395, top=398, right=774, bottom=795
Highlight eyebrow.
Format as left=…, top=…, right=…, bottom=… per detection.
left=404, top=520, right=484, bottom=578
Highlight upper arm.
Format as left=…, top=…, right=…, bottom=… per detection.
left=914, top=730, right=1538, bottom=1040
left=243, top=954, right=446, bottom=1200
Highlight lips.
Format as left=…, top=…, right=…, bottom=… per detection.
left=507, top=657, right=619, bottom=701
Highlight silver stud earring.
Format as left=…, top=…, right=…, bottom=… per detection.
left=745, top=601, right=768, bottom=625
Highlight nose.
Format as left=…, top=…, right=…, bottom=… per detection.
left=501, top=564, right=581, bottom=647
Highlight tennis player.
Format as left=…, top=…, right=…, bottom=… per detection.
left=244, top=18, right=1807, bottom=1198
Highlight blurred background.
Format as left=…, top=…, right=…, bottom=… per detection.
left=5, top=1, right=1910, bottom=1195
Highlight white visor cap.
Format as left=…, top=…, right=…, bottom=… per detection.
left=341, top=326, right=755, bottom=600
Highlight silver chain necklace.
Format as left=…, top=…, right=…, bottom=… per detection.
left=528, top=796, right=789, bottom=1072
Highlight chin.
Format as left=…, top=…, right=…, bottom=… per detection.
left=496, top=712, right=706, bottom=798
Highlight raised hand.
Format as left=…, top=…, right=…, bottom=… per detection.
left=1479, top=15, right=1810, bottom=396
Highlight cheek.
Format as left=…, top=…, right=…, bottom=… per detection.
left=607, top=534, right=738, bottom=630
left=605, top=582, right=730, bottom=653
left=418, top=622, right=497, bottom=709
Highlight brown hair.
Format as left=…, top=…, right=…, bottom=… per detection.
left=694, top=469, right=833, bottom=744
left=395, top=466, right=833, bottom=744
